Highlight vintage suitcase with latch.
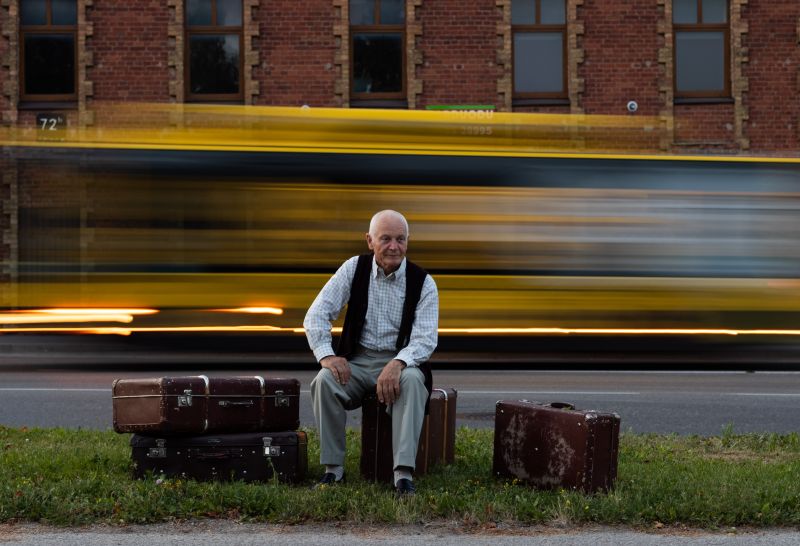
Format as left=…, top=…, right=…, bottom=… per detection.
left=360, top=387, right=457, bottom=483
left=493, top=400, right=620, bottom=493
left=112, top=376, right=300, bottom=434
left=130, top=430, right=307, bottom=483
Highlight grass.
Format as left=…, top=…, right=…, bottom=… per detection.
left=1, top=425, right=799, bottom=527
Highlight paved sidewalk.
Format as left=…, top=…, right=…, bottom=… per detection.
left=2, top=522, right=799, bottom=546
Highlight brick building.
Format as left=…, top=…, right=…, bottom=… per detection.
left=0, top=0, right=798, bottom=152
left=1, top=0, right=800, bottom=313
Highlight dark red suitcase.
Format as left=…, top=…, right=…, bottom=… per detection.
left=130, top=431, right=307, bottom=483
left=493, top=400, right=620, bottom=493
left=112, top=376, right=300, bottom=435
left=360, top=387, right=457, bottom=483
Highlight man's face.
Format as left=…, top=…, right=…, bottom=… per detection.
left=366, top=215, right=408, bottom=274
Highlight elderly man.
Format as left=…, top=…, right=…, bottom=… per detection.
left=304, top=210, right=439, bottom=496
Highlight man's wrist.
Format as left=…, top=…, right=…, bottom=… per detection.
left=313, top=347, right=336, bottom=364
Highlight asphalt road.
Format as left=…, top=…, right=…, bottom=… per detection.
left=1, top=367, right=799, bottom=435
left=2, top=522, right=799, bottom=546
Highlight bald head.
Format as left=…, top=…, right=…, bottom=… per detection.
left=366, top=210, right=409, bottom=274
left=368, top=210, right=409, bottom=238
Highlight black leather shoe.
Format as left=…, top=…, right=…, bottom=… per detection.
left=312, top=472, right=344, bottom=490
left=394, top=478, right=415, bottom=497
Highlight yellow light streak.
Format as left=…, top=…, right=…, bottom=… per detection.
left=0, top=308, right=159, bottom=324
left=3, top=326, right=800, bottom=337
left=212, top=307, right=284, bottom=315
left=0, top=327, right=134, bottom=335
left=32, top=308, right=159, bottom=316
left=0, top=314, right=135, bottom=325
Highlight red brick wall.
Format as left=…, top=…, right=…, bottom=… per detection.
left=89, top=1, right=170, bottom=102
left=745, top=0, right=800, bottom=152
left=417, top=0, right=499, bottom=109
left=674, top=104, right=737, bottom=149
left=2, top=1, right=800, bottom=153
left=580, top=0, right=662, bottom=117
left=255, top=0, right=337, bottom=106
left=18, top=162, right=82, bottom=209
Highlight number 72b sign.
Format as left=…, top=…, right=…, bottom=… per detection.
left=36, top=113, right=67, bottom=132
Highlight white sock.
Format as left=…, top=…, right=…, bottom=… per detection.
left=394, top=468, right=412, bottom=486
left=325, top=465, right=344, bottom=481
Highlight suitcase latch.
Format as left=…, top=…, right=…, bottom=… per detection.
left=148, top=439, right=167, bottom=458
left=263, top=437, right=281, bottom=457
left=177, top=389, right=193, bottom=407
left=274, top=390, right=290, bottom=408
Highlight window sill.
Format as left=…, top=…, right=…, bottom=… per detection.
left=513, top=98, right=570, bottom=107
left=18, top=101, right=78, bottom=111
left=350, top=99, right=408, bottom=109
left=674, top=97, right=734, bottom=105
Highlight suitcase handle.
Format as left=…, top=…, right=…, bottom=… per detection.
left=217, top=400, right=255, bottom=408
left=192, top=449, right=242, bottom=460
left=548, top=402, right=575, bottom=410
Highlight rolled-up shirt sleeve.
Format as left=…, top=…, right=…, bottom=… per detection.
left=303, top=257, right=357, bottom=363
left=395, top=275, right=439, bottom=368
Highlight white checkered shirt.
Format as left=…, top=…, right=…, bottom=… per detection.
left=304, top=256, right=438, bottom=367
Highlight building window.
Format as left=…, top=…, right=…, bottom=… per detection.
left=673, top=0, right=730, bottom=98
left=512, top=0, right=567, bottom=99
left=350, top=0, right=405, bottom=100
left=20, top=0, right=78, bottom=102
left=185, top=0, right=243, bottom=102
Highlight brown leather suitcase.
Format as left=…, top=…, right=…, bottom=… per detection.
left=360, top=387, right=457, bottom=483
left=130, top=431, right=307, bottom=483
left=112, top=376, right=300, bottom=435
left=493, top=400, right=620, bottom=493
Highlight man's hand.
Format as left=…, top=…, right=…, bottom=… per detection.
left=320, top=355, right=351, bottom=386
left=376, top=359, right=406, bottom=405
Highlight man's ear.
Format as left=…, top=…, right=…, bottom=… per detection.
left=366, top=232, right=374, bottom=250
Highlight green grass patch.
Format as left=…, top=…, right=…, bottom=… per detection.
left=1, top=425, right=799, bottom=527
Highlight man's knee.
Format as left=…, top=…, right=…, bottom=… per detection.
left=399, top=367, right=425, bottom=391
left=311, top=368, right=338, bottom=393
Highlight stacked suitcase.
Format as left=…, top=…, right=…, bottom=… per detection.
left=360, top=387, right=457, bottom=483
left=112, top=375, right=306, bottom=483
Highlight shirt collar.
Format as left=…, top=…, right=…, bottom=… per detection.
left=372, top=256, right=406, bottom=280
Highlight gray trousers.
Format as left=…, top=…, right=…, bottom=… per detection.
left=310, top=348, right=427, bottom=470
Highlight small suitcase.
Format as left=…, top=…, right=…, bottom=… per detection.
left=360, top=387, right=457, bottom=483
left=493, top=400, right=620, bottom=493
left=113, top=376, right=300, bottom=435
left=130, top=431, right=307, bottom=483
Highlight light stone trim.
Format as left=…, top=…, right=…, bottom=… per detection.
left=657, top=0, right=675, bottom=151
left=406, top=0, right=423, bottom=109
left=243, top=0, right=260, bottom=104
left=731, top=0, right=749, bottom=150
left=567, top=0, right=584, bottom=114
left=333, top=0, right=348, bottom=107
left=1, top=0, right=19, bottom=126
left=78, top=0, right=93, bottom=127
left=168, top=0, right=184, bottom=104
left=496, top=0, right=511, bottom=111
